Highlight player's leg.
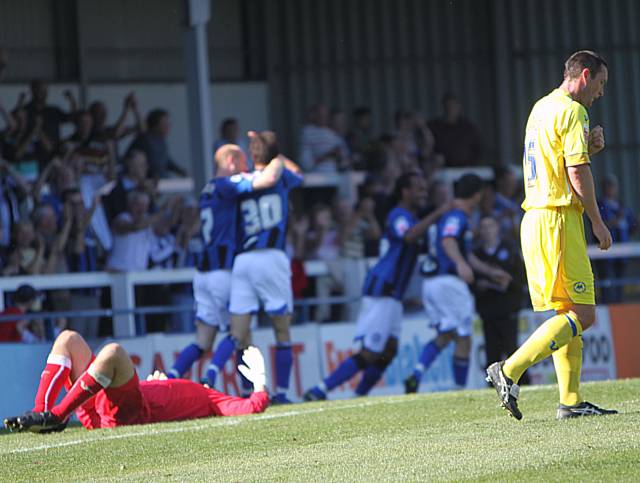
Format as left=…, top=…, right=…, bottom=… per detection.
left=169, top=320, right=216, bottom=379
left=452, top=335, right=471, bottom=388
left=271, top=313, right=294, bottom=403
left=4, top=330, right=92, bottom=431
left=405, top=331, right=454, bottom=393
left=355, top=337, right=398, bottom=396
left=304, top=297, right=391, bottom=401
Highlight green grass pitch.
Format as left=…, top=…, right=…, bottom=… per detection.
left=1, top=379, right=638, bottom=481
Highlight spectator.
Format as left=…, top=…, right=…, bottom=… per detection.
left=287, top=211, right=310, bottom=300
left=24, top=80, right=76, bottom=148
left=493, top=166, right=522, bottom=240
left=299, top=103, right=349, bottom=172
left=142, top=211, right=179, bottom=332
left=0, top=284, right=43, bottom=343
left=338, top=196, right=382, bottom=319
left=34, top=201, right=73, bottom=334
left=428, top=93, right=482, bottom=167
left=347, top=106, right=374, bottom=168
left=106, top=190, right=158, bottom=272
left=330, top=109, right=351, bottom=169
left=213, top=118, right=248, bottom=155
left=65, top=187, right=103, bottom=339
left=103, top=149, right=156, bottom=221
left=106, top=191, right=177, bottom=273
left=126, top=109, right=186, bottom=179
left=0, top=158, right=30, bottom=250
left=88, top=92, right=144, bottom=151
left=3, top=220, right=44, bottom=276
left=596, top=174, right=638, bottom=303
left=4, top=98, right=54, bottom=175
left=0, top=46, right=7, bottom=80
left=306, top=203, right=343, bottom=321
left=472, top=215, right=526, bottom=379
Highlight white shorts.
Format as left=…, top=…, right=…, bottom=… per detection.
left=229, top=249, right=293, bottom=315
left=353, top=296, right=403, bottom=353
left=422, top=275, right=475, bottom=337
left=193, top=269, right=231, bottom=330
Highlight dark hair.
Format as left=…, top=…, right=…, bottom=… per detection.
left=390, top=171, right=421, bottom=206
left=353, top=106, right=371, bottom=118
left=249, top=130, right=279, bottom=165
left=146, top=109, right=168, bottom=130
left=564, top=50, right=608, bottom=80
left=454, top=173, right=485, bottom=199
left=220, top=118, right=237, bottom=136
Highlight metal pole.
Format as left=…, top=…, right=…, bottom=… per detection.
left=184, top=0, right=214, bottom=193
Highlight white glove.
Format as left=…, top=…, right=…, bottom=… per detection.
left=146, top=370, right=168, bottom=381
left=237, top=346, right=266, bottom=389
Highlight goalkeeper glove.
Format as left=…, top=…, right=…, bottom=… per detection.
left=237, top=346, right=266, bottom=390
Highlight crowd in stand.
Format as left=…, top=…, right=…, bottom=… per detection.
left=0, top=78, right=636, bottom=343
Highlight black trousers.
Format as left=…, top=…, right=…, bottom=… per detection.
left=480, top=309, right=529, bottom=384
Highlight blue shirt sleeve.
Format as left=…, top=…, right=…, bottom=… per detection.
left=282, top=169, right=303, bottom=189
left=216, top=174, right=255, bottom=199
left=388, top=210, right=412, bottom=241
left=440, top=212, right=465, bottom=239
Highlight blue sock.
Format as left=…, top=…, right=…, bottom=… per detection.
left=324, top=356, right=362, bottom=392
left=169, top=343, right=203, bottom=378
left=206, top=335, right=236, bottom=387
left=453, top=356, right=470, bottom=387
left=355, top=364, right=385, bottom=396
left=275, top=343, right=293, bottom=396
left=236, top=350, right=253, bottom=396
left=413, top=340, right=442, bottom=380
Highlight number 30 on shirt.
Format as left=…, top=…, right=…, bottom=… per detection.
left=241, top=194, right=283, bottom=235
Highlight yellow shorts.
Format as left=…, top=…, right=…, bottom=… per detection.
left=521, top=206, right=595, bottom=311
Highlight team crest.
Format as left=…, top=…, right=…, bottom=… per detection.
left=573, top=281, right=586, bottom=293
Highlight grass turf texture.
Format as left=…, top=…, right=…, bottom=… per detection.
left=0, top=379, right=638, bottom=482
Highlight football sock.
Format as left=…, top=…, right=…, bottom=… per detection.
left=553, top=334, right=583, bottom=406
left=275, top=343, right=293, bottom=396
left=412, top=340, right=442, bottom=380
left=207, top=335, right=237, bottom=387
left=236, top=350, right=253, bottom=396
left=169, top=343, right=203, bottom=379
left=323, top=355, right=365, bottom=392
left=51, top=366, right=111, bottom=421
left=355, top=364, right=384, bottom=396
left=33, top=354, right=72, bottom=412
left=503, top=313, right=582, bottom=383
left=453, top=356, right=470, bottom=387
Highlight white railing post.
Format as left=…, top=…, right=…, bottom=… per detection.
left=111, top=272, right=136, bottom=337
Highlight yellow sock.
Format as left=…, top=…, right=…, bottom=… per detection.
left=503, top=313, right=582, bottom=383
left=552, top=334, right=583, bottom=406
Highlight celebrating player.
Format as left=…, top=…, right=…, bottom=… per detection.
left=4, top=330, right=269, bottom=433
left=404, top=174, right=511, bottom=393
left=209, top=131, right=303, bottom=404
left=168, top=144, right=285, bottom=387
left=304, top=172, right=447, bottom=401
left=486, top=50, right=618, bottom=420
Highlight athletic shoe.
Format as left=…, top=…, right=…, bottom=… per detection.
left=404, top=375, right=419, bottom=394
left=486, top=361, right=522, bottom=420
left=270, top=394, right=294, bottom=405
left=16, top=411, right=67, bottom=434
left=557, top=401, right=618, bottom=420
left=303, top=387, right=327, bottom=402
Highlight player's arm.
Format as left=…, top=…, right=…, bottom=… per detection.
left=251, top=154, right=285, bottom=190
left=442, top=237, right=474, bottom=284
left=468, top=253, right=512, bottom=288
left=403, top=203, right=450, bottom=244
left=567, top=164, right=612, bottom=250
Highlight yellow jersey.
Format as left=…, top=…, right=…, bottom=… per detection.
left=521, top=88, right=590, bottom=211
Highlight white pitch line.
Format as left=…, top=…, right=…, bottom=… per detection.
left=3, top=398, right=409, bottom=456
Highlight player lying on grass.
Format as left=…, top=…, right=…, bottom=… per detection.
left=4, top=330, right=268, bottom=433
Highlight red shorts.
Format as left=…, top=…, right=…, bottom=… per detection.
left=76, top=372, right=150, bottom=429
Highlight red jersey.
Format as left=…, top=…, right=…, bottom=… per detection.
left=76, top=373, right=269, bottom=429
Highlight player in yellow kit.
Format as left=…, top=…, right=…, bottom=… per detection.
left=487, top=50, right=619, bottom=420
